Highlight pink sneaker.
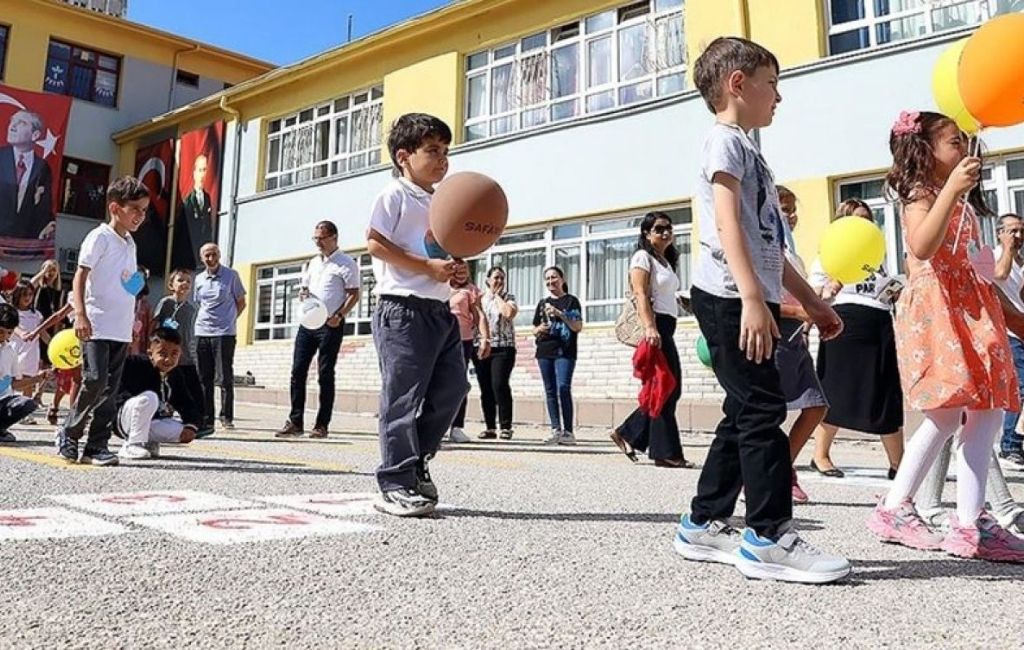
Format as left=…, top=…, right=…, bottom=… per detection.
left=866, top=497, right=944, bottom=550
left=941, top=512, right=1024, bottom=563
left=791, top=470, right=809, bottom=504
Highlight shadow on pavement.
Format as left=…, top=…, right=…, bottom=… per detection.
left=845, top=557, right=1024, bottom=583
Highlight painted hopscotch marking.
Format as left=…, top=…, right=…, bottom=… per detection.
left=0, top=507, right=126, bottom=541
left=130, top=508, right=379, bottom=545
left=798, top=467, right=893, bottom=489
left=257, top=493, right=379, bottom=517
left=49, top=490, right=256, bottom=516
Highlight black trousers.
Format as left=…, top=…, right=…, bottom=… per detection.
left=689, top=287, right=791, bottom=539
left=288, top=323, right=345, bottom=429
left=471, top=346, right=516, bottom=431
left=372, top=295, right=469, bottom=491
left=63, top=339, right=128, bottom=450
left=196, top=335, right=236, bottom=426
left=616, top=314, right=684, bottom=460
left=452, top=340, right=474, bottom=429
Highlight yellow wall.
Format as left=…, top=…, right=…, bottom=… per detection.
left=234, top=262, right=255, bottom=345
left=0, top=0, right=270, bottom=92
left=382, top=52, right=462, bottom=156
left=748, top=0, right=825, bottom=68
left=782, top=176, right=833, bottom=265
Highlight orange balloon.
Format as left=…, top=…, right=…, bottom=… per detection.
left=959, top=13, right=1024, bottom=128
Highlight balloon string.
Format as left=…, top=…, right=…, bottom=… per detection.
left=951, top=133, right=983, bottom=254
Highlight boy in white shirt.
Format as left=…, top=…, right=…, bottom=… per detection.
left=366, top=113, right=470, bottom=517
left=56, top=176, right=149, bottom=465
left=0, top=304, right=44, bottom=442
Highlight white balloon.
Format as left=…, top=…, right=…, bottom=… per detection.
left=299, top=298, right=328, bottom=330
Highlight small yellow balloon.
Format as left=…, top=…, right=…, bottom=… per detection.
left=819, top=217, right=886, bottom=284
left=932, top=37, right=980, bottom=135
left=47, top=329, right=82, bottom=370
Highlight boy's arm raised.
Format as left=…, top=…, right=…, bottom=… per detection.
left=712, top=172, right=779, bottom=363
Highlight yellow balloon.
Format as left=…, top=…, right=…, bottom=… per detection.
left=819, top=217, right=886, bottom=284
left=47, top=329, right=82, bottom=370
left=932, top=37, right=980, bottom=135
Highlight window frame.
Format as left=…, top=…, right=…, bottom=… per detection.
left=262, top=85, right=384, bottom=192
left=58, top=156, right=112, bottom=221
left=463, top=0, right=686, bottom=143
left=824, top=0, right=1012, bottom=56
left=43, top=38, right=122, bottom=107
left=0, top=24, right=9, bottom=81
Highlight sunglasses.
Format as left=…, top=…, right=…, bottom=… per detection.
left=652, top=224, right=674, bottom=235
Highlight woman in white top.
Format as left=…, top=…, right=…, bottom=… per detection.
left=809, top=198, right=905, bottom=479
left=474, top=266, right=519, bottom=440
left=610, top=212, right=691, bottom=468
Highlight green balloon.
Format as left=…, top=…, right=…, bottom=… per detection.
left=696, top=335, right=712, bottom=368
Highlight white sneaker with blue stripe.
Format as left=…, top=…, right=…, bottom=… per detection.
left=673, top=514, right=741, bottom=565
left=735, top=523, right=851, bottom=584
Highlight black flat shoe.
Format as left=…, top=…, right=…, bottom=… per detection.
left=810, top=458, right=845, bottom=478
left=654, top=457, right=694, bottom=469
left=887, top=467, right=898, bottom=480
left=609, top=431, right=639, bottom=463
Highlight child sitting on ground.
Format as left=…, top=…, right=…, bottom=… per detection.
left=0, top=304, right=45, bottom=442
left=113, top=326, right=204, bottom=460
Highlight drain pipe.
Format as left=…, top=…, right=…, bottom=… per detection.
left=219, top=95, right=244, bottom=266
left=168, top=44, right=201, bottom=110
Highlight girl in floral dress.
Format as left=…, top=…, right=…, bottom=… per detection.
left=867, top=111, right=1024, bottom=562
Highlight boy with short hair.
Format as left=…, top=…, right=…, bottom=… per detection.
left=114, top=327, right=204, bottom=460
left=56, top=176, right=149, bottom=465
left=365, top=113, right=470, bottom=517
left=674, top=37, right=851, bottom=583
left=0, top=304, right=44, bottom=442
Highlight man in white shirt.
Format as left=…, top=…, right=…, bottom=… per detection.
left=275, top=221, right=359, bottom=439
left=993, top=213, right=1024, bottom=467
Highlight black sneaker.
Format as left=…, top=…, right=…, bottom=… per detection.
left=374, top=488, right=436, bottom=517
left=81, top=447, right=119, bottom=466
left=999, top=450, right=1024, bottom=467
left=55, top=429, right=79, bottom=464
left=416, top=456, right=438, bottom=502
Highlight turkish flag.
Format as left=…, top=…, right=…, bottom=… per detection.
left=0, top=83, right=72, bottom=259
left=134, top=139, right=174, bottom=274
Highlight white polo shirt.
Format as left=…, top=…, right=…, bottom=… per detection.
left=304, top=249, right=360, bottom=316
left=78, top=223, right=137, bottom=343
left=994, top=246, right=1024, bottom=340
left=367, top=177, right=451, bottom=303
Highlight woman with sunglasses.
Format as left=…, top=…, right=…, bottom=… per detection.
left=610, top=212, right=691, bottom=468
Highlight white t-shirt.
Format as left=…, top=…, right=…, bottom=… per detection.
left=994, top=246, right=1024, bottom=339
left=78, top=223, right=138, bottom=342
left=0, top=343, right=21, bottom=399
left=367, top=177, right=451, bottom=303
left=13, top=309, right=42, bottom=375
left=303, top=250, right=360, bottom=316
left=808, top=258, right=893, bottom=311
left=631, top=250, right=680, bottom=317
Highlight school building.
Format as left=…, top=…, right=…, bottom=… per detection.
left=0, top=0, right=272, bottom=276
left=103, top=0, right=1024, bottom=430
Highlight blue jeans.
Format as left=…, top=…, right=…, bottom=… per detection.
left=537, top=357, right=575, bottom=433
left=1002, top=336, right=1024, bottom=453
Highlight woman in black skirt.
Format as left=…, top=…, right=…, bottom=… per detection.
left=808, top=199, right=904, bottom=478
left=609, top=212, right=691, bottom=468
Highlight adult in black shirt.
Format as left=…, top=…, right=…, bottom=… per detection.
left=532, top=266, right=583, bottom=445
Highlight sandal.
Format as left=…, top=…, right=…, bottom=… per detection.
left=609, top=431, right=639, bottom=463
left=654, top=457, right=694, bottom=469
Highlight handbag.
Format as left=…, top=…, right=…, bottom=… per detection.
left=614, top=290, right=644, bottom=347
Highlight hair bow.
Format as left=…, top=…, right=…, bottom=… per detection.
left=891, top=110, right=921, bottom=137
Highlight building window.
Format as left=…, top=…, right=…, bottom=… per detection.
left=826, top=0, right=1020, bottom=55
left=43, top=39, right=121, bottom=107
left=176, top=69, right=199, bottom=88
left=253, top=206, right=692, bottom=341
left=263, top=85, right=384, bottom=191
left=464, top=0, right=685, bottom=142
left=0, top=25, right=9, bottom=80
left=59, top=157, right=110, bottom=220
left=835, top=153, right=1024, bottom=274
left=254, top=254, right=376, bottom=341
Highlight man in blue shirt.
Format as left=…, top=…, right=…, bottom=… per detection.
left=193, top=243, right=246, bottom=430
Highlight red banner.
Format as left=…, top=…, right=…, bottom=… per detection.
left=0, top=84, right=72, bottom=260
left=172, top=122, right=224, bottom=271
left=134, top=139, right=174, bottom=275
